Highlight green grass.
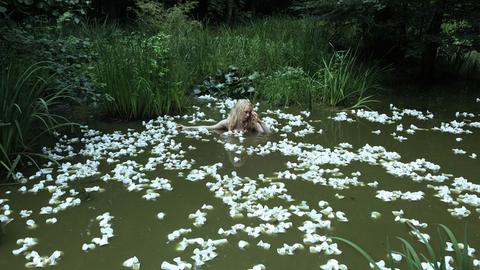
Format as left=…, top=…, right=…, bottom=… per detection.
left=332, top=223, right=475, bottom=270
left=0, top=60, right=74, bottom=180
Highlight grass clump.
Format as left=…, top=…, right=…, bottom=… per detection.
left=0, top=60, right=73, bottom=180
left=315, top=50, right=383, bottom=108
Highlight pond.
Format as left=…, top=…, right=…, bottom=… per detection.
left=1, top=82, right=480, bottom=270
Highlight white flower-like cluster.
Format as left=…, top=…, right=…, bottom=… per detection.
left=277, top=243, right=304, bottom=255
left=26, top=219, right=37, bottom=229
left=248, top=264, right=266, bottom=270
left=392, top=210, right=427, bottom=229
left=188, top=204, right=213, bottom=227
left=353, top=105, right=433, bottom=125
left=19, top=209, right=33, bottom=218
left=330, top=112, right=355, bottom=122
left=176, top=237, right=229, bottom=266
left=456, top=111, right=475, bottom=118
left=353, top=109, right=392, bottom=124
left=452, top=148, right=467, bottom=155
left=432, top=120, right=472, bottom=134
left=83, top=212, right=114, bottom=251
left=389, top=105, right=434, bottom=120
left=168, top=228, right=192, bottom=242
left=161, top=257, right=192, bottom=270
left=12, top=237, right=38, bottom=256
left=320, top=259, right=348, bottom=270
left=376, top=190, right=424, bottom=202
left=122, top=256, right=140, bottom=270
left=12, top=237, right=62, bottom=268
left=448, top=206, right=471, bottom=218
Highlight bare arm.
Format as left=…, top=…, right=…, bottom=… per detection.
left=177, top=119, right=228, bottom=131
left=254, top=120, right=271, bottom=133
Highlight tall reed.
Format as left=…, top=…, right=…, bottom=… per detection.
left=91, top=33, right=186, bottom=119
left=0, top=60, right=72, bottom=179
left=315, top=50, right=383, bottom=108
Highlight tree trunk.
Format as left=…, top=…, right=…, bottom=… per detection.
left=420, top=0, right=447, bottom=79
left=226, top=0, right=234, bottom=24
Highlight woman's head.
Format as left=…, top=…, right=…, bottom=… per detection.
left=228, top=99, right=255, bottom=131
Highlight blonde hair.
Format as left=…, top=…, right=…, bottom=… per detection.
left=227, top=99, right=257, bottom=131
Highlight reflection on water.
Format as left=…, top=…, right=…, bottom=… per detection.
left=214, top=130, right=270, bottom=168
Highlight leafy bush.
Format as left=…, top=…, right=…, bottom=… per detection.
left=134, top=0, right=200, bottom=34
left=0, top=60, right=73, bottom=180
left=257, top=66, right=315, bottom=108
left=193, top=65, right=258, bottom=99
left=91, top=33, right=186, bottom=119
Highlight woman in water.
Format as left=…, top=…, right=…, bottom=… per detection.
left=176, top=99, right=271, bottom=133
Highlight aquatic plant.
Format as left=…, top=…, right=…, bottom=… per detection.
left=333, top=224, right=475, bottom=270
left=315, top=50, right=383, bottom=109
left=0, top=61, right=73, bottom=180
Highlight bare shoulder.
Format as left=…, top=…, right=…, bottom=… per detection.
left=213, top=119, right=229, bottom=130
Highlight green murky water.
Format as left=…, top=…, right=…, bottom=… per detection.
left=1, top=82, right=480, bottom=270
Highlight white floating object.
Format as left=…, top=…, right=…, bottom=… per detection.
left=157, top=212, right=165, bottom=220
left=26, top=219, right=37, bottom=229
left=320, top=259, right=347, bottom=270
left=249, top=264, right=266, bottom=270
left=46, top=218, right=57, bottom=224
left=391, top=252, right=402, bottom=262
left=82, top=243, right=95, bottom=251
left=238, top=240, right=249, bottom=249
left=20, top=210, right=33, bottom=218
left=122, top=256, right=140, bottom=270
left=370, top=211, right=381, bottom=219
left=452, top=148, right=467, bottom=155
left=257, top=240, right=271, bottom=250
